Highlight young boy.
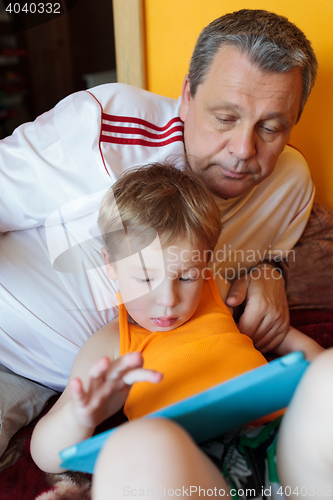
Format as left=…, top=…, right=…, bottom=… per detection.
left=31, top=164, right=325, bottom=499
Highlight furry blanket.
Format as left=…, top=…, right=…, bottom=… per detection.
left=0, top=404, right=127, bottom=500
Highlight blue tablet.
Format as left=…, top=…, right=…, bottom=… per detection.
left=60, top=351, right=309, bottom=473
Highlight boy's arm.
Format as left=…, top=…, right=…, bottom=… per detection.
left=271, top=326, right=324, bottom=361
left=30, top=321, right=162, bottom=473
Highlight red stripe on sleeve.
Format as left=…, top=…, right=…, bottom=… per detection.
left=102, top=113, right=183, bottom=132
left=100, top=135, right=184, bottom=148
left=101, top=124, right=184, bottom=140
left=86, top=91, right=110, bottom=177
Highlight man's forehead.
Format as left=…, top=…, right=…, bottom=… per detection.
left=199, top=45, right=302, bottom=94
left=195, top=46, right=302, bottom=123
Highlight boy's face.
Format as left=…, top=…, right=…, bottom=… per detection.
left=103, top=237, right=208, bottom=332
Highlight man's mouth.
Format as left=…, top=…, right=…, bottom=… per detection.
left=220, top=166, right=248, bottom=179
left=152, top=317, right=178, bottom=327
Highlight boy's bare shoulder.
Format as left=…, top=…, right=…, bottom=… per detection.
left=81, top=318, right=119, bottom=361
left=93, top=317, right=120, bottom=360
left=70, top=317, right=121, bottom=378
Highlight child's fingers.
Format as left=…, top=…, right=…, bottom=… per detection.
left=106, top=352, right=144, bottom=382
left=70, top=377, right=87, bottom=405
left=89, top=356, right=111, bottom=378
left=122, top=368, right=163, bottom=386
left=70, top=377, right=83, bottom=395
left=85, top=357, right=111, bottom=393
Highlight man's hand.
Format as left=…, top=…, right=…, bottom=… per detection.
left=226, top=264, right=290, bottom=353
left=70, top=352, right=162, bottom=429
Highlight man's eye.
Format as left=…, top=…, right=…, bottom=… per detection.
left=216, top=117, right=234, bottom=124
left=261, top=125, right=278, bottom=134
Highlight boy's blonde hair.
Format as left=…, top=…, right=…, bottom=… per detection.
left=98, top=163, right=222, bottom=259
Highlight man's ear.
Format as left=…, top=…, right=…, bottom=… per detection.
left=179, top=75, right=191, bottom=122
left=101, top=247, right=117, bottom=280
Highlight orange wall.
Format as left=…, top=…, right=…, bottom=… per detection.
left=144, top=0, right=333, bottom=211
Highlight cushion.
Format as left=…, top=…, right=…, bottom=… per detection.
left=282, top=203, right=333, bottom=309
left=0, top=364, right=57, bottom=457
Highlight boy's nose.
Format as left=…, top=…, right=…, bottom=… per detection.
left=156, top=280, right=179, bottom=308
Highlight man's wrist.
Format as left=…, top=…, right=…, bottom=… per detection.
left=250, top=262, right=284, bottom=282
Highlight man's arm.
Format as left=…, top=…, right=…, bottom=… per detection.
left=210, top=151, right=314, bottom=353
left=226, top=263, right=289, bottom=352
left=0, top=90, right=109, bottom=232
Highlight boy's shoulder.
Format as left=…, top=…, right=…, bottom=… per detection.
left=92, top=317, right=120, bottom=361
left=73, top=317, right=120, bottom=369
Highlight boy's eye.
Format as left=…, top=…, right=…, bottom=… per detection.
left=136, top=278, right=152, bottom=283
left=180, top=276, right=196, bottom=282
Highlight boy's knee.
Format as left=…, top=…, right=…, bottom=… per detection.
left=129, top=417, right=188, bottom=439
left=300, top=347, right=333, bottom=395
left=93, top=418, right=196, bottom=497
left=310, top=347, right=333, bottom=372
left=94, top=417, right=196, bottom=479
left=104, top=418, right=191, bottom=455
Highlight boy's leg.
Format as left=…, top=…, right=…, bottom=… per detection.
left=277, top=348, right=333, bottom=499
left=92, top=418, right=230, bottom=500
left=0, top=364, right=57, bottom=457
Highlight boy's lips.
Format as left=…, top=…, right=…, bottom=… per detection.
left=152, top=317, right=178, bottom=327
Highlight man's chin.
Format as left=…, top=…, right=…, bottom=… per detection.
left=207, top=179, right=253, bottom=200
left=196, top=166, right=254, bottom=199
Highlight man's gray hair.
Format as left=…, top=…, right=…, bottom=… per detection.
left=188, top=9, right=318, bottom=122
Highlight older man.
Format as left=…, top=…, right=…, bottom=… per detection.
left=0, top=9, right=317, bottom=455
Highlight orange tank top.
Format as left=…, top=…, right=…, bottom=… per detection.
left=120, top=271, right=273, bottom=421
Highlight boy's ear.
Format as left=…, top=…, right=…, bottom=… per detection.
left=101, top=247, right=117, bottom=280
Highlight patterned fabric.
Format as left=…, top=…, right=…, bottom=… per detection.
left=201, top=417, right=284, bottom=500
left=0, top=397, right=126, bottom=500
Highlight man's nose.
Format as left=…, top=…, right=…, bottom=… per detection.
left=228, top=125, right=256, bottom=161
left=156, top=279, right=179, bottom=308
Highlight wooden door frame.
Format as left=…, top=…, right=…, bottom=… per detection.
left=112, top=0, right=146, bottom=89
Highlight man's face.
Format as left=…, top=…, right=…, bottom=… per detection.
left=180, top=46, right=303, bottom=199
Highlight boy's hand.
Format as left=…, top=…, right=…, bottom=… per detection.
left=69, top=352, right=162, bottom=429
